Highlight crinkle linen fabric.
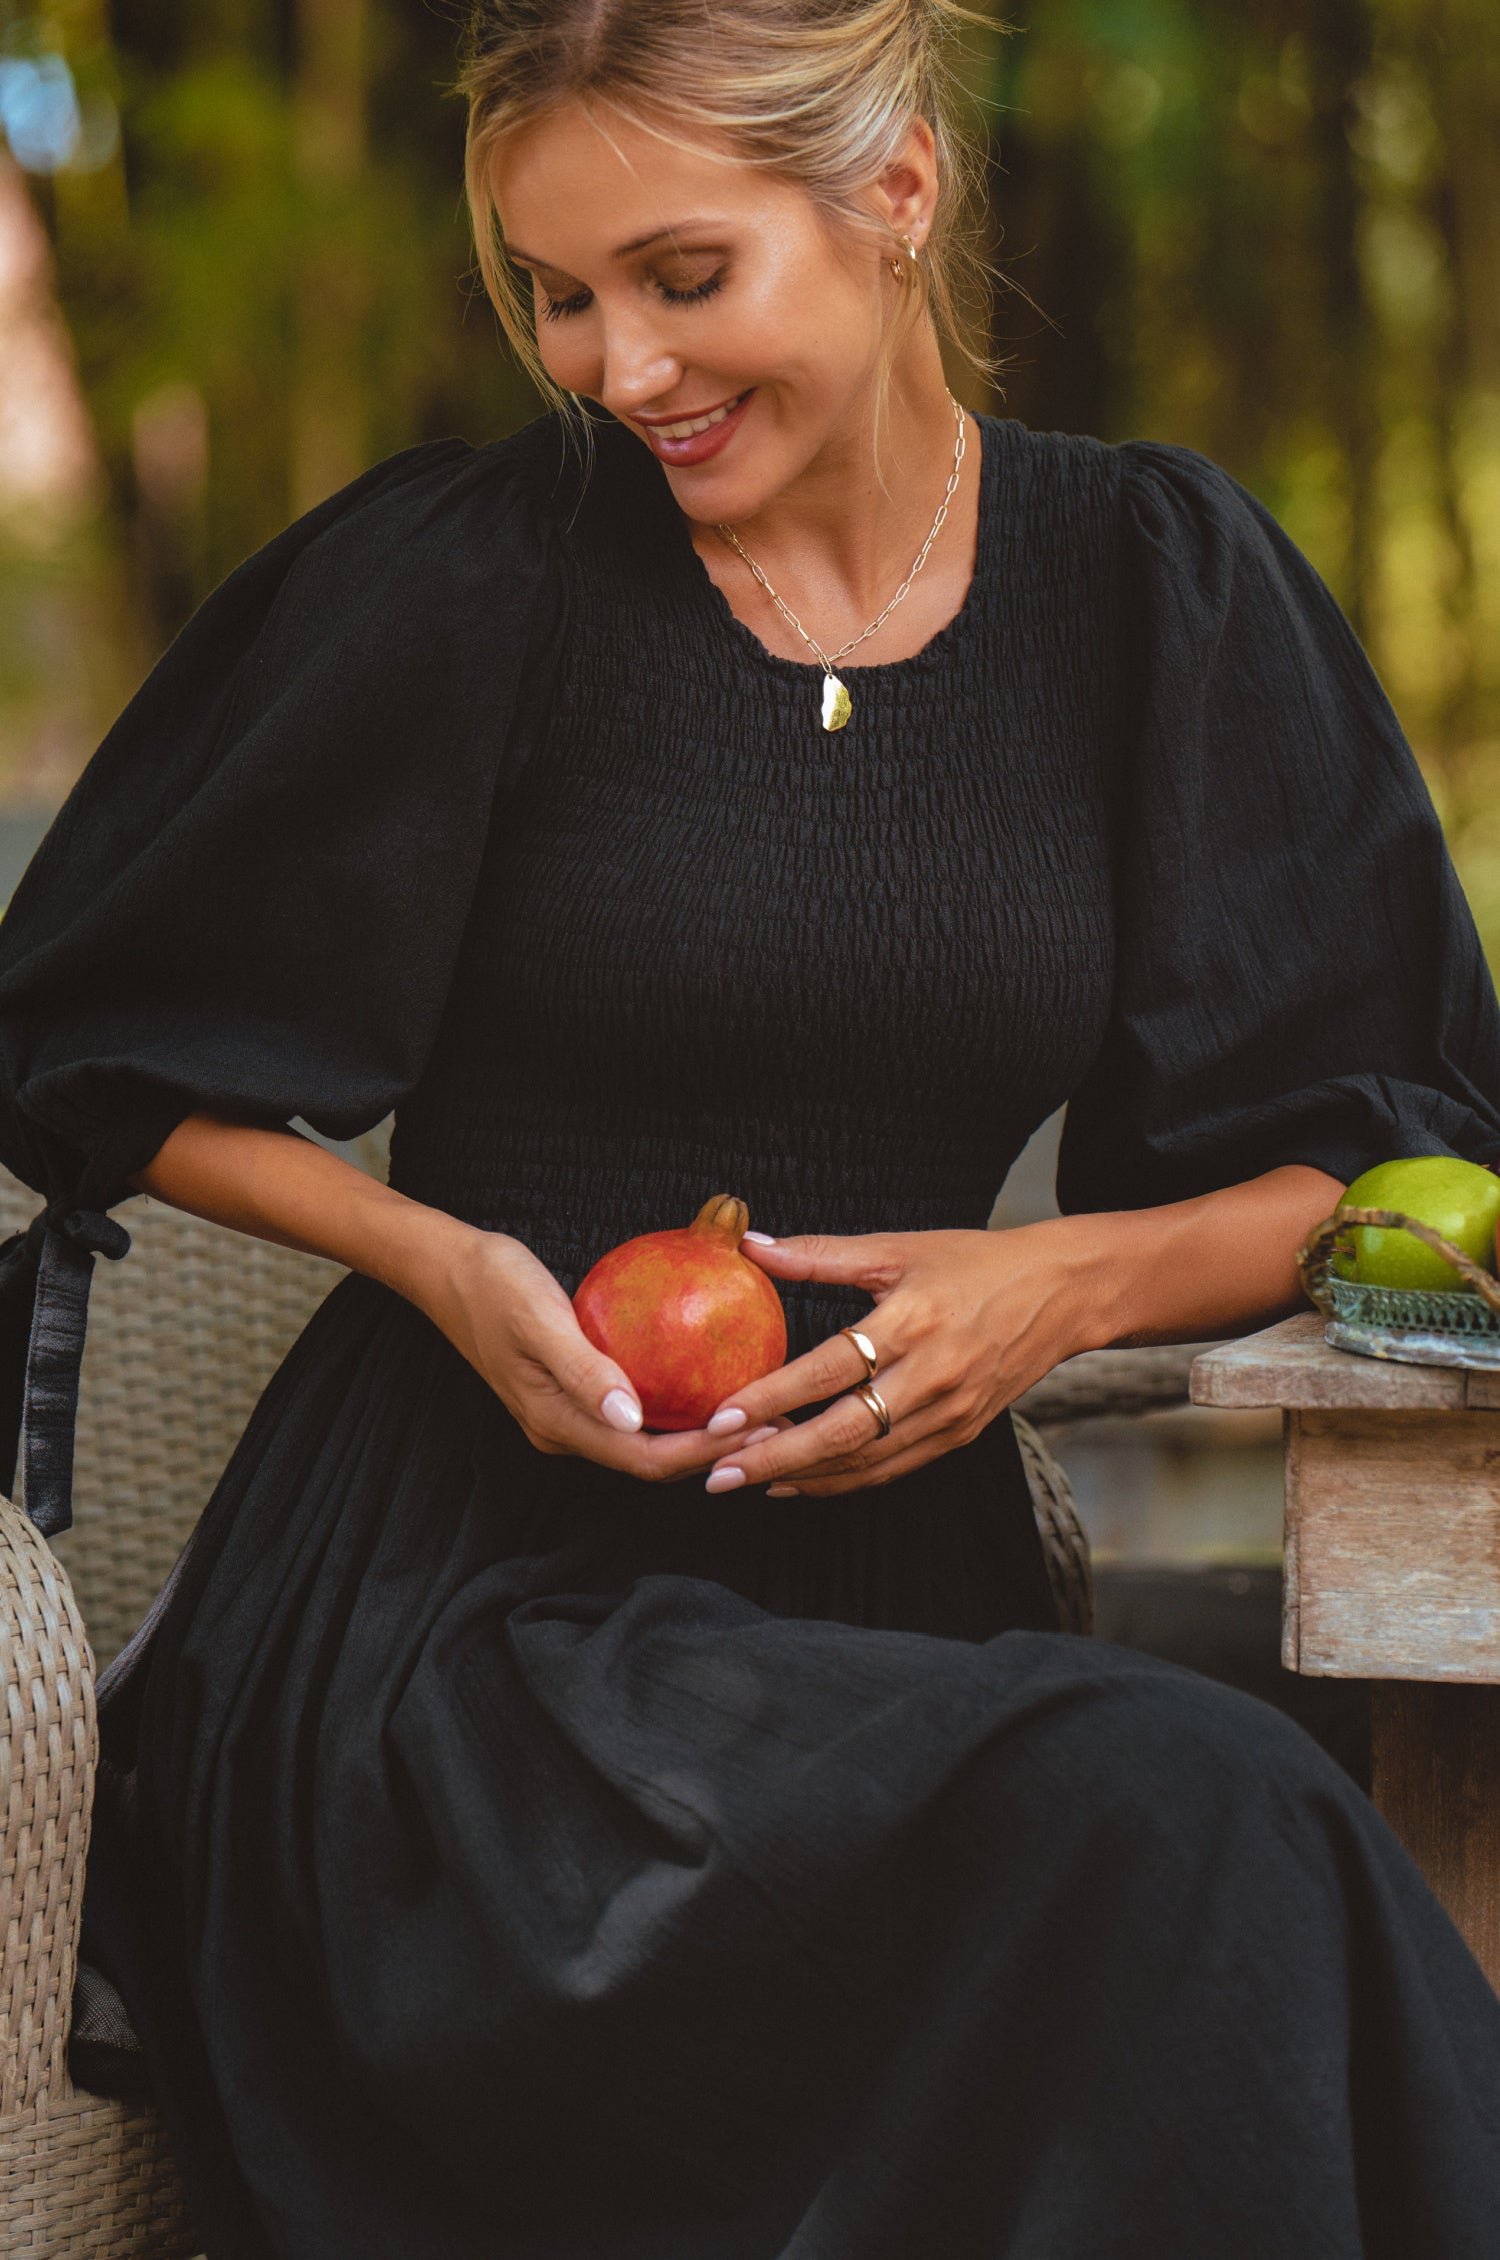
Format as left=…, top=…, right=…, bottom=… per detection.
left=2, top=408, right=1500, bottom=2257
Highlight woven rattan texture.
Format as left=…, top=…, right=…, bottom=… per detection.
left=0, top=1492, right=94, bottom=2120
left=1016, top=1342, right=1199, bottom=1425
left=0, top=2093, right=198, bottom=2256
left=0, top=1174, right=346, bottom=1671
left=1012, top=1414, right=1094, bottom=1636
left=0, top=1479, right=202, bottom=2254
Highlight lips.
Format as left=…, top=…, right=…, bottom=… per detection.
left=633, top=388, right=755, bottom=468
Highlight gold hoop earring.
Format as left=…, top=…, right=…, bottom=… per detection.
left=887, top=231, right=920, bottom=283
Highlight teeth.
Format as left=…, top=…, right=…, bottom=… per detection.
left=652, top=392, right=745, bottom=441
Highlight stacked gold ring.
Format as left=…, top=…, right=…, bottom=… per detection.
left=853, top=1382, right=892, bottom=1439
left=837, top=1330, right=889, bottom=1437
left=838, top=1326, right=879, bottom=1381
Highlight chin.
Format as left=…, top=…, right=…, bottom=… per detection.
left=662, top=436, right=820, bottom=528
left=662, top=461, right=773, bottom=525
left=627, top=387, right=823, bottom=521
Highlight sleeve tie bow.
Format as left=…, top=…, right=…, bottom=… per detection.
left=0, top=1202, right=132, bottom=1539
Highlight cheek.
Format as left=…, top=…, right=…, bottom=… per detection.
left=737, top=244, right=884, bottom=393
left=532, top=304, right=601, bottom=393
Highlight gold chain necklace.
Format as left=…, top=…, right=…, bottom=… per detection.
left=714, top=392, right=967, bottom=732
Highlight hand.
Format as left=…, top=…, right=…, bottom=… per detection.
left=423, top=1225, right=790, bottom=1481
left=700, top=1221, right=1100, bottom=1498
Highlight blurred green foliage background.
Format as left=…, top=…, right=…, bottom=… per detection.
left=2, top=0, right=1498, bottom=953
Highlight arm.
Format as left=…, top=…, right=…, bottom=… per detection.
left=127, top=1113, right=477, bottom=1303
left=1059, top=1161, right=1343, bottom=1348
left=127, top=1113, right=744, bottom=1480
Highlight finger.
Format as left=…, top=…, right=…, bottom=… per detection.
left=736, top=1231, right=906, bottom=1294
left=654, top=1419, right=787, bottom=1484
left=523, top=1404, right=778, bottom=1483
left=705, top=1368, right=928, bottom=1492
left=522, top=1306, right=645, bottom=1435
left=598, top=1412, right=793, bottom=1484
left=766, top=1388, right=978, bottom=1496
left=769, top=1425, right=962, bottom=1497
left=705, top=1326, right=891, bottom=1436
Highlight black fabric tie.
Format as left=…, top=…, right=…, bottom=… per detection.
left=0, top=1203, right=131, bottom=1539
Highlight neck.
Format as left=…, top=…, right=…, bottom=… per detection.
left=693, top=331, right=966, bottom=622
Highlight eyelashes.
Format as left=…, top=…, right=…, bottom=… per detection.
left=540, top=289, right=590, bottom=323
left=659, top=272, right=725, bottom=309
left=539, top=271, right=726, bottom=323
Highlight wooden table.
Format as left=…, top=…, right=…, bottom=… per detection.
left=1191, top=1313, right=1500, bottom=1989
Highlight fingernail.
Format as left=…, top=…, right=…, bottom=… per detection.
left=600, top=1387, right=643, bottom=1433
left=767, top=1484, right=799, bottom=1498
left=740, top=1425, right=778, bottom=1447
left=704, top=1466, right=746, bottom=1494
left=743, top=1230, right=777, bottom=1245
left=707, top=1407, right=747, bottom=1435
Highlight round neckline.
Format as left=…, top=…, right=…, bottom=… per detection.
left=663, top=410, right=1003, bottom=686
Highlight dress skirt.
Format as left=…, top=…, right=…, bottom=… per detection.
left=79, top=1267, right=1500, bottom=2260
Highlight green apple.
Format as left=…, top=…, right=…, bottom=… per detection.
left=1341, top=1155, right=1500, bottom=1292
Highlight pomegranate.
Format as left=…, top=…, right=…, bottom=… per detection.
left=572, top=1195, right=788, bottom=1431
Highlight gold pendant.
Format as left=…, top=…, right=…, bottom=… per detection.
left=821, top=674, right=851, bottom=731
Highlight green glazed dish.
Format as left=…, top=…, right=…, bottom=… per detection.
left=1322, top=1274, right=1500, bottom=1370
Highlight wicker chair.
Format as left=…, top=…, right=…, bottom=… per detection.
left=0, top=1164, right=1181, bottom=2255
left=0, top=1175, right=344, bottom=2256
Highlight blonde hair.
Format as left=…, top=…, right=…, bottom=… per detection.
left=451, top=0, right=1003, bottom=429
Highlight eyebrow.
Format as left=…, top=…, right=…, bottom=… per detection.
left=505, top=223, right=711, bottom=268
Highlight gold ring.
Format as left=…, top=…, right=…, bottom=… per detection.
left=853, top=1381, right=892, bottom=1439
left=838, top=1326, right=879, bottom=1381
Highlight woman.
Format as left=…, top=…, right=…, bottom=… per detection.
left=2, top=1, right=1499, bottom=2252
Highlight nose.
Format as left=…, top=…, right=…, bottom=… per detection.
left=597, top=305, right=684, bottom=423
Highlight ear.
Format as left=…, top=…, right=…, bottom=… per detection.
left=868, top=117, right=940, bottom=252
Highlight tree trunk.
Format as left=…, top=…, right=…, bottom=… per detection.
left=290, top=0, right=372, bottom=514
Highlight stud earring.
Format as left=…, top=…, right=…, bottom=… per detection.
left=887, top=231, right=921, bottom=283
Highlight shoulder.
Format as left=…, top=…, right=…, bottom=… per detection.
left=1105, top=435, right=1300, bottom=598
left=231, top=411, right=586, bottom=677
left=268, top=409, right=670, bottom=603
left=978, top=415, right=1121, bottom=531
left=1104, top=439, right=1367, bottom=691
left=1000, top=423, right=1356, bottom=660
left=279, top=411, right=575, bottom=579
left=986, top=417, right=1288, bottom=570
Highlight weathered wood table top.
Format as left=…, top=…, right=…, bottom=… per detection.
left=1191, top=1310, right=1500, bottom=1416
left=1192, top=1312, right=1500, bottom=1682
left=1191, top=1311, right=1500, bottom=1986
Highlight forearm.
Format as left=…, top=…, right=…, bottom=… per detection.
left=125, top=1111, right=481, bottom=1321
left=1050, top=1163, right=1344, bottom=1352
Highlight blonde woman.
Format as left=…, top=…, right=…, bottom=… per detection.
left=2, top=2, right=1500, bottom=2252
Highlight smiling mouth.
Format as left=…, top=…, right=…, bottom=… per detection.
left=637, top=390, right=752, bottom=440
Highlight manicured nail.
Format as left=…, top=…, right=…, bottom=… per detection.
left=600, top=1387, right=643, bottom=1433
left=743, top=1230, right=777, bottom=1245
left=705, top=1466, right=746, bottom=1493
left=740, top=1425, right=778, bottom=1447
left=766, top=1483, right=799, bottom=1498
left=707, top=1407, right=747, bottom=1435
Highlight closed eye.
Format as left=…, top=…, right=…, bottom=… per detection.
left=657, top=271, right=724, bottom=308
left=537, top=271, right=726, bottom=322
left=540, top=285, right=592, bottom=323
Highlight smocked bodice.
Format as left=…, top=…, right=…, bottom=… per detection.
left=388, top=413, right=1123, bottom=1340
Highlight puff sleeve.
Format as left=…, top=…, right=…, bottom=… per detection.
left=1056, top=439, right=1500, bottom=1216
left=0, top=425, right=565, bottom=1534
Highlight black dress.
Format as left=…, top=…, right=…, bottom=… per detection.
left=2, top=407, right=1500, bottom=2258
